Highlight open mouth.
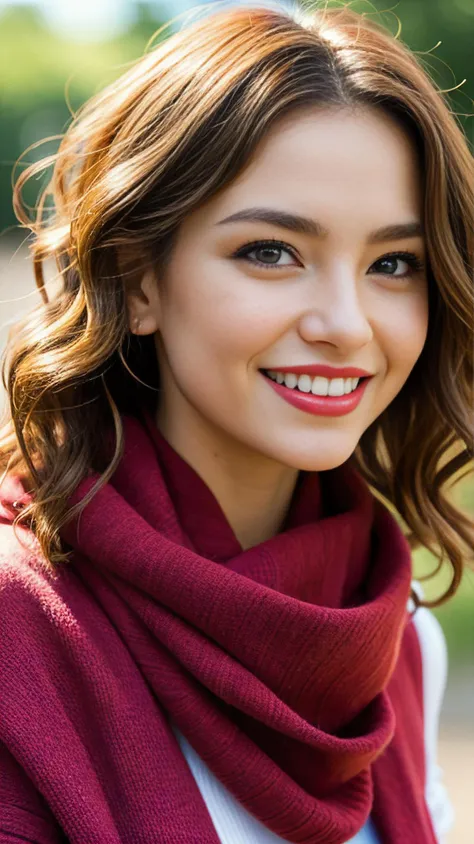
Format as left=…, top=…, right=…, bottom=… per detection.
left=260, top=369, right=369, bottom=397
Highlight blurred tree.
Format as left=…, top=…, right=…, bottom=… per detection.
left=0, top=2, right=168, bottom=235
left=1, top=0, right=473, bottom=235
left=352, top=0, right=473, bottom=131
left=1, top=0, right=472, bottom=234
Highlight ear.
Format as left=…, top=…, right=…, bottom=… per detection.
left=117, top=248, right=162, bottom=336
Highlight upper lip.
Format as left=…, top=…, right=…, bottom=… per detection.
left=263, top=365, right=374, bottom=378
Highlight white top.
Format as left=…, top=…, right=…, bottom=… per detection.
left=171, top=585, right=455, bottom=844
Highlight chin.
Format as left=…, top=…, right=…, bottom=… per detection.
left=263, top=441, right=358, bottom=473
left=295, top=455, right=354, bottom=473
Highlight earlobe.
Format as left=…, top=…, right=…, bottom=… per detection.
left=127, top=289, right=161, bottom=335
left=119, top=247, right=161, bottom=335
left=128, top=269, right=161, bottom=335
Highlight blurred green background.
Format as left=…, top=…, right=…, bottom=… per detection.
left=1, top=0, right=473, bottom=237
left=0, top=0, right=473, bottom=667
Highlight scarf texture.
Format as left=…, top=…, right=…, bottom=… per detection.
left=0, top=410, right=437, bottom=843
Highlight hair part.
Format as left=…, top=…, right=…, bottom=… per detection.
left=1, top=1, right=473, bottom=609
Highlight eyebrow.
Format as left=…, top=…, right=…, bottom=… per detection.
left=216, top=207, right=424, bottom=244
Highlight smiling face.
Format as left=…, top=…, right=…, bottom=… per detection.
left=129, top=105, right=429, bottom=473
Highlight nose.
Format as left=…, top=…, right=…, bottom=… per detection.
left=297, top=267, right=374, bottom=353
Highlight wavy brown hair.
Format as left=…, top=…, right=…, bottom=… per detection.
left=1, top=1, right=473, bottom=609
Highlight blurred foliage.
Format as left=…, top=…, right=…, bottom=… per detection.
left=413, top=476, right=473, bottom=666
left=0, top=1, right=169, bottom=235
left=0, top=0, right=473, bottom=235
left=0, top=0, right=473, bottom=664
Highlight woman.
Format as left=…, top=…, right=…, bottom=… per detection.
left=0, top=2, right=472, bottom=842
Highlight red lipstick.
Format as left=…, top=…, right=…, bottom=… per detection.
left=269, top=364, right=373, bottom=378
left=260, top=369, right=373, bottom=417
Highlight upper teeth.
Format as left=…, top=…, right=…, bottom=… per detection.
left=266, top=371, right=361, bottom=396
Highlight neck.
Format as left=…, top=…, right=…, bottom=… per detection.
left=155, top=405, right=299, bottom=550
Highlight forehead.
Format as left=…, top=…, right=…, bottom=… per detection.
left=207, top=105, right=422, bottom=233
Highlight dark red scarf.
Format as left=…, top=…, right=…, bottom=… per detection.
left=0, top=410, right=437, bottom=843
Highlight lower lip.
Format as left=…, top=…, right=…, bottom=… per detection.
left=261, top=372, right=371, bottom=417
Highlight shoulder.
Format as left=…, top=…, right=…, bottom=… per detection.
left=0, top=471, right=42, bottom=582
left=410, top=580, right=449, bottom=714
left=410, top=580, right=456, bottom=843
left=407, top=580, right=449, bottom=747
left=0, top=506, right=136, bottom=691
left=0, top=518, right=60, bottom=611
left=0, top=480, right=89, bottom=659
left=0, top=470, right=66, bottom=610
left=0, top=523, right=83, bottom=698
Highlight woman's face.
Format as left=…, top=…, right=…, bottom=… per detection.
left=135, top=105, right=429, bottom=472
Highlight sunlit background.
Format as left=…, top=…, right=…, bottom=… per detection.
left=0, top=1, right=473, bottom=841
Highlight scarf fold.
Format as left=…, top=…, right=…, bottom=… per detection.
left=3, top=410, right=437, bottom=843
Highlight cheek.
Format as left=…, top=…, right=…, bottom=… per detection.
left=379, top=291, right=429, bottom=386
left=160, top=263, right=286, bottom=369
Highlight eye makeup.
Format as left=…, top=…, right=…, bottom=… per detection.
left=231, top=238, right=425, bottom=278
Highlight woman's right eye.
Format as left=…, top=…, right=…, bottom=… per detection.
left=232, top=240, right=300, bottom=269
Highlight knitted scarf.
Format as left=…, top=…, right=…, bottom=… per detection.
left=0, top=409, right=437, bottom=843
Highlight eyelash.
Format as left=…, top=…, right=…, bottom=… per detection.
left=232, top=238, right=425, bottom=278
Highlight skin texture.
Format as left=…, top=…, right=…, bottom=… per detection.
left=126, top=105, right=429, bottom=549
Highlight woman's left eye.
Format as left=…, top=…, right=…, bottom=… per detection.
left=232, top=240, right=299, bottom=268
left=368, top=252, right=425, bottom=278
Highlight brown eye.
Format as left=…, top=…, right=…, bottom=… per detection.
left=233, top=239, right=299, bottom=269
left=254, top=246, right=283, bottom=264
left=368, top=252, right=425, bottom=279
